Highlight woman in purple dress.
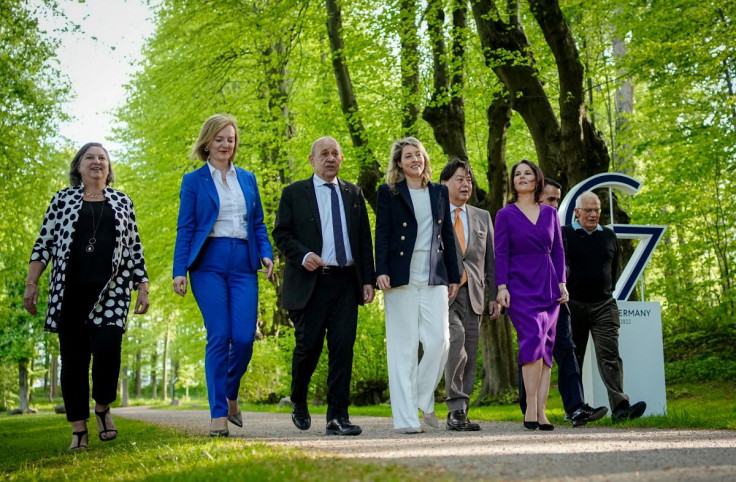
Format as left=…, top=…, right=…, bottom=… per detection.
left=494, top=159, right=568, bottom=431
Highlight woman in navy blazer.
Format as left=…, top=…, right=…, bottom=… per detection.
left=173, top=114, right=274, bottom=437
left=375, top=137, right=459, bottom=433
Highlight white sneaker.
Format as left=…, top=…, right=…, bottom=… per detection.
left=421, top=410, right=439, bottom=428
left=397, top=427, right=423, bottom=434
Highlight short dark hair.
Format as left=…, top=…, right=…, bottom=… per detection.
left=440, top=156, right=473, bottom=182
left=508, top=159, right=544, bottom=203
left=69, top=142, right=114, bottom=186
left=544, top=178, right=561, bottom=190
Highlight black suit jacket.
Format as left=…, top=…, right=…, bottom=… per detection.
left=272, top=175, right=376, bottom=310
left=374, top=180, right=460, bottom=288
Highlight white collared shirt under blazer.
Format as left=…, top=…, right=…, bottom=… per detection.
left=312, top=175, right=354, bottom=266
left=207, top=161, right=248, bottom=239
left=30, top=185, right=149, bottom=332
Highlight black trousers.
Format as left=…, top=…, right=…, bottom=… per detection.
left=58, top=280, right=123, bottom=423
left=289, top=267, right=358, bottom=421
left=569, top=297, right=628, bottom=410
left=519, top=304, right=585, bottom=415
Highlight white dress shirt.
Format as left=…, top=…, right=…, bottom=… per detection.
left=306, top=175, right=354, bottom=266
left=449, top=202, right=468, bottom=251
left=207, top=161, right=247, bottom=240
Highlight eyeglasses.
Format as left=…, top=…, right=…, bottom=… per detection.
left=578, top=208, right=601, bottom=214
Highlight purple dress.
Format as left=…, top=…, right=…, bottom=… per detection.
left=494, top=203, right=565, bottom=367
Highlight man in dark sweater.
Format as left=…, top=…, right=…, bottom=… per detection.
left=562, top=192, right=646, bottom=422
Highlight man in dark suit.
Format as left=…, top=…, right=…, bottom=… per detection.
left=272, top=136, right=376, bottom=436
left=439, top=159, right=498, bottom=431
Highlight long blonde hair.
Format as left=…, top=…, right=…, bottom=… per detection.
left=190, top=114, right=239, bottom=163
left=386, top=137, right=432, bottom=192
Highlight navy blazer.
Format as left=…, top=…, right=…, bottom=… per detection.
left=272, top=175, right=376, bottom=310
left=173, top=164, right=273, bottom=277
left=375, top=180, right=460, bottom=288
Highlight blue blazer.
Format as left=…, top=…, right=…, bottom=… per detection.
left=374, top=180, right=460, bottom=288
left=173, top=164, right=273, bottom=277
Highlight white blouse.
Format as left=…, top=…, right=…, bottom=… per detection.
left=409, top=187, right=432, bottom=252
left=207, top=161, right=247, bottom=240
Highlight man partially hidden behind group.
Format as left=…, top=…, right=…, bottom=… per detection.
left=273, top=136, right=376, bottom=436
left=439, top=158, right=499, bottom=431
left=563, top=191, right=646, bottom=422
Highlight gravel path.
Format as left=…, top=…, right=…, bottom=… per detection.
left=114, top=407, right=736, bottom=481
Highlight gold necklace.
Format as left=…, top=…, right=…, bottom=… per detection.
left=84, top=191, right=105, bottom=199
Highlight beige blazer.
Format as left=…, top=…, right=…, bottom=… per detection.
left=449, top=204, right=496, bottom=315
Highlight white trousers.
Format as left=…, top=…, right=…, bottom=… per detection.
left=384, top=250, right=449, bottom=430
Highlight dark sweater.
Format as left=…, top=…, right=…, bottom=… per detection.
left=562, top=225, right=619, bottom=303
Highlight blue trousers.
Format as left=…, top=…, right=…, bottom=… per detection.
left=190, top=238, right=258, bottom=418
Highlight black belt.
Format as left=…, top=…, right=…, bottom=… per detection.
left=320, top=265, right=355, bottom=275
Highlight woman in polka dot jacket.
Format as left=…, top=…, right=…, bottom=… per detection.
left=23, top=142, right=149, bottom=451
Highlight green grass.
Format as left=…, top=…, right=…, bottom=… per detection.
left=0, top=415, right=446, bottom=481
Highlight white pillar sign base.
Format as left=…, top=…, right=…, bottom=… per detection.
left=581, top=300, right=667, bottom=417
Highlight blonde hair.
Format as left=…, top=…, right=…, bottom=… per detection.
left=386, top=137, right=432, bottom=192
left=190, top=114, right=239, bottom=162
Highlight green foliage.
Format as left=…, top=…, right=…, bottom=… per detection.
left=665, top=356, right=736, bottom=384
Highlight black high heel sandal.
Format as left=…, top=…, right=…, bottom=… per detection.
left=69, top=430, right=88, bottom=450
left=95, top=406, right=118, bottom=442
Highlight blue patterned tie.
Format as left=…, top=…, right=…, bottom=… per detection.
left=326, top=183, right=347, bottom=267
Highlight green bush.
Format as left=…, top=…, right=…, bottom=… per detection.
left=665, top=355, right=736, bottom=383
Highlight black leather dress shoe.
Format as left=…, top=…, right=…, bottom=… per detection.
left=446, top=410, right=481, bottom=431
left=567, top=404, right=608, bottom=427
left=612, top=400, right=646, bottom=422
left=291, top=404, right=311, bottom=431
left=326, top=418, right=362, bottom=436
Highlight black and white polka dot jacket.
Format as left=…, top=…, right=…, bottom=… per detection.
left=30, top=185, right=149, bottom=333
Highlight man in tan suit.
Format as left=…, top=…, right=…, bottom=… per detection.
left=440, top=158, right=499, bottom=431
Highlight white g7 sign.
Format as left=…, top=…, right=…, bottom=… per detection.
left=558, top=173, right=667, bottom=301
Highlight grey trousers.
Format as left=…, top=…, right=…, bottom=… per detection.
left=444, top=285, right=481, bottom=411
left=569, top=297, right=629, bottom=410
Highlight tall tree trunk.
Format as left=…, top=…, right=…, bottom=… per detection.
left=18, top=359, right=30, bottom=412
left=50, top=354, right=59, bottom=399
left=121, top=365, right=129, bottom=407
left=260, top=38, right=295, bottom=334
left=170, top=359, right=179, bottom=402
left=161, top=326, right=170, bottom=401
left=43, top=346, right=49, bottom=393
left=399, top=0, right=420, bottom=137
left=135, top=349, right=142, bottom=398
left=527, top=0, right=611, bottom=187
left=324, top=0, right=382, bottom=209
left=151, top=350, right=158, bottom=399
left=479, top=91, right=512, bottom=215
left=612, top=25, right=634, bottom=174
left=422, top=0, right=468, bottom=160
left=476, top=90, right=518, bottom=400
left=471, top=0, right=562, bottom=179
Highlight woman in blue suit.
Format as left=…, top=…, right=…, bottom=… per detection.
left=173, top=114, right=274, bottom=437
